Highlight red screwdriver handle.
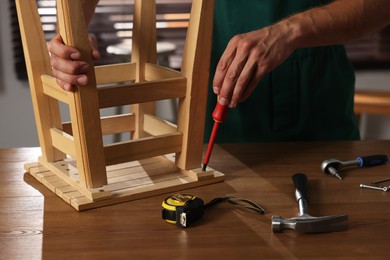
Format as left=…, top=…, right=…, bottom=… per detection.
left=202, top=102, right=228, bottom=171
left=212, top=102, right=228, bottom=122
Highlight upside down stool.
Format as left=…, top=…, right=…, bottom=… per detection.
left=16, top=0, right=224, bottom=211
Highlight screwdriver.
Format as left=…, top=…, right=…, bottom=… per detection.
left=321, top=154, right=388, bottom=180
left=202, top=101, right=228, bottom=171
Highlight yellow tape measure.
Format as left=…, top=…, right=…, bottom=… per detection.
left=162, top=194, right=265, bottom=228
left=162, top=194, right=204, bottom=227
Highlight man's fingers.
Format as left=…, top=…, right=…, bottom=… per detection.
left=218, top=46, right=250, bottom=107
left=227, top=57, right=258, bottom=107
left=48, top=33, right=101, bottom=92
left=213, top=57, right=232, bottom=95
left=48, top=34, right=80, bottom=60
left=56, top=78, right=75, bottom=92
left=51, top=55, right=89, bottom=75
left=219, top=60, right=246, bottom=107
left=88, top=34, right=101, bottom=60
left=52, top=68, right=88, bottom=87
left=212, top=37, right=239, bottom=95
left=239, top=70, right=264, bottom=103
left=92, top=49, right=101, bottom=60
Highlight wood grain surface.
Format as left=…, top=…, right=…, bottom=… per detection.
left=1, top=141, right=390, bottom=259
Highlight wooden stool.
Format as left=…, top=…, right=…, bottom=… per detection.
left=16, top=0, right=224, bottom=211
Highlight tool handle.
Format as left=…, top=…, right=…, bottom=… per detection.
left=357, top=154, right=388, bottom=167
left=212, top=102, right=228, bottom=122
left=292, top=173, right=308, bottom=202
left=202, top=102, right=228, bottom=171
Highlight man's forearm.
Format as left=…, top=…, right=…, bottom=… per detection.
left=281, top=0, right=390, bottom=49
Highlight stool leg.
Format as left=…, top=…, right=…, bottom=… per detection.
left=177, top=0, right=215, bottom=170
left=131, top=0, right=157, bottom=139
left=57, top=0, right=107, bottom=188
left=15, top=0, right=66, bottom=163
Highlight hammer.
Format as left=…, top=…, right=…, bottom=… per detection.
left=321, top=154, right=388, bottom=180
left=272, top=173, right=348, bottom=233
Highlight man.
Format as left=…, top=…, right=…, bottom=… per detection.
left=48, top=0, right=390, bottom=142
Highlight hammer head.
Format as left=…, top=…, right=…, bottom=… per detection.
left=272, top=173, right=349, bottom=233
left=272, top=214, right=348, bottom=233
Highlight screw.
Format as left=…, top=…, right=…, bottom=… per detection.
left=360, top=184, right=389, bottom=192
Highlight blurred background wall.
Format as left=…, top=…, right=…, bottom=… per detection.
left=1, top=0, right=389, bottom=148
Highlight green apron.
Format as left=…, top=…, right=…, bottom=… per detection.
left=204, top=0, right=360, bottom=143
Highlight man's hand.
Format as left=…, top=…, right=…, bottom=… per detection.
left=213, top=24, right=296, bottom=108
left=48, top=34, right=101, bottom=91
left=213, top=0, right=390, bottom=108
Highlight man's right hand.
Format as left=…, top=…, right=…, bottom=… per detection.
left=47, top=34, right=101, bottom=91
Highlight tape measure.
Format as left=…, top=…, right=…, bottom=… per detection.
left=162, top=194, right=204, bottom=227
left=162, top=194, right=264, bottom=228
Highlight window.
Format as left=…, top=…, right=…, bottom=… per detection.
left=11, top=1, right=390, bottom=80
left=12, top=0, right=192, bottom=79
left=37, top=0, right=191, bottom=67
left=345, top=26, right=390, bottom=69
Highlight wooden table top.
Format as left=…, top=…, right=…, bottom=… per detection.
left=2, top=141, right=390, bottom=259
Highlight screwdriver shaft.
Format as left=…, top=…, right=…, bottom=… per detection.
left=202, top=122, right=220, bottom=171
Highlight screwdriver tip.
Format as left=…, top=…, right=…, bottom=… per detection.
left=202, top=164, right=207, bottom=172
left=328, top=167, right=343, bottom=180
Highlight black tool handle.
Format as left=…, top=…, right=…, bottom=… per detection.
left=292, top=173, right=308, bottom=202
left=357, top=154, right=388, bottom=167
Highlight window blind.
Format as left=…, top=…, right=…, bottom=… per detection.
left=36, top=0, right=191, bottom=67
left=10, top=0, right=27, bottom=79
left=346, top=26, right=390, bottom=69
left=11, top=0, right=390, bottom=81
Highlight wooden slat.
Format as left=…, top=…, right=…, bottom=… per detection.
left=40, top=174, right=63, bottom=193
left=104, top=132, right=182, bottom=166
left=57, top=0, right=107, bottom=188
left=102, top=170, right=187, bottom=193
left=100, top=113, right=136, bottom=135
left=104, top=157, right=180, bottom=191
left=62, top=113, right=136, bottom=136
left=97, top=77, right=186, bottom=108
left=145, top=63, right=182, bottom=81
left=143, top=114, right=177, bottom=136
left=95, top=62, right=136, bottom=84
left=50, top=128, right=75, bottom=158
left=56, top=185, right=79, bottom=204
left=106, top=158, right=175, bottom=184
left=41, top=75, right=71, bottom=104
